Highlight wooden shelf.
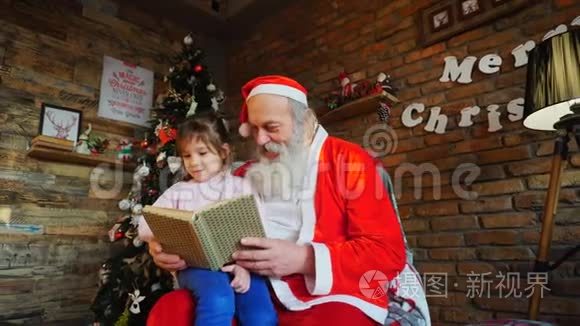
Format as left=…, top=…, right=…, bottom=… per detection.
left=27, top=147, right=136, bottom=171
left=318, top=92, right=399, bottom=125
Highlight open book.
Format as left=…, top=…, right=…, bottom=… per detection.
left=142, top=195, right=266, bottom=271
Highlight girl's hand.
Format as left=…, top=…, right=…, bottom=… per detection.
left=221, top=264, right=250, bottom=293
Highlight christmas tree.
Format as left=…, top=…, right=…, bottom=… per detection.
left=90, top=33, right=226, bottom=326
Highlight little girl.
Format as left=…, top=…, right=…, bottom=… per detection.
left=138, top=113, right=277, bottom=326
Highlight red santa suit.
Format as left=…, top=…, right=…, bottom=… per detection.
left=234, top=125, right=429, bottom=325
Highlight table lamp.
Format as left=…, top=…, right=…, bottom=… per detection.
left=523, top=27, right=580, bottom=320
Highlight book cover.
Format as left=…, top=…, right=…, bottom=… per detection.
left=142, top=195, right=266, bottom=270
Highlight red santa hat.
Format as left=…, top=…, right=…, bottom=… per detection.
left=238, top=75, right=308, bottom=137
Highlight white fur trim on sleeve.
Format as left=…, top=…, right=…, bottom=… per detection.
left=304, top=242, right=333, bottom=295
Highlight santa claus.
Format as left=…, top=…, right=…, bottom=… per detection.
left=147, top=75, right=430, bottom=325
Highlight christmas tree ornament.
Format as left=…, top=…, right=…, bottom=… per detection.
left=158, top=127, right=177, bottom=146
left=116, top=139, right=133, bottom=161
left=118, top=199, right=132, bottom=211
left=131, top=203, right=143, bottom=215
left=140, top=139, right=149, bottom=149
left=169, top=66, right=175, bottom=73
left=193, top=64, right=203, bottom=73
left=377, top=101, right=391, bottom=122
left=128, top=289, right=146, bottom=314
left=183, top=34, right=193, bottom=45
left=206, top=83, right=216, bottom=92
left=167, top=156, right=182, bottom=174
left=211, top=97, right=219, bottom=111
left=187, top=98, right=198, bottom=117
left=137, top=164, right=150, bottom=177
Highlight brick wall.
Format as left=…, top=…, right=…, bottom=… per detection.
left=0, top=0, right=211, bottom=324
left=227, top=0, right=580, bottom=324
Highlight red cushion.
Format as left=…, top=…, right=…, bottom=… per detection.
left=147, top=290, right=237, bottom=326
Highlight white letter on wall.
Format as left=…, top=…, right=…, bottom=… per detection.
left=402, top=103, right=425, bottom=128
left=507, top=97, right=525, bottom=122
left=459, top=106, right=481, bottom=127
left=439, top=56, right=477, bottom=84
left=479, top=54, right=503, bottom=74
left=511, top=41, right=536, bottom=68
left=486, top=105, right=503, bottom=132
left=424, top=107, right=448, bottom=134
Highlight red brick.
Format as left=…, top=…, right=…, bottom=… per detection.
left=405, top=42, right=446, bottom=64
left=396, top=87, right=422, bottom=101
left=460, top=196, right=513, bottom=213
left=553, top=225, right=580, bottom=242
left=420, top=80, right=455, bottom=96
left=514, top=189, right=578, bottom=210
left=402, top=219, right=430, bottom=232
left=496, top=69, right=527, bottom=89
left=465, top=230, right=519, bottom=245
left=427, top=292, right=467, bottom=306
left=480, top=212, right=537, bottom=228
left=415, top=202, right=459, bottom=217
left=474, top=297, right=529, bottom=313
left=477, top=146, right=531, bottom=165
left=441, top=308, right=494, bottom=324
left=503, top=131, right=551, bottom=146
left=556, top=207, right=580, bottom=225
left=448, top=25, right=495, bottom=47
left=415, top=262, right=457, bottom=275
left=390, top=39, right=417, bottom=56
left=406, top=68, right=441, bottom=85
left=393, top=137, right=425, bottom=154
left=368, top=57, right=404, bottom=77
left=431, top=215, right=479, bottom=231
left=536, top=139, right=578, bottom=156
left=468, top=28, right=519, bottom=53
left=477, top=165, right=507, bottom=181
left=390, top=60, right=427, bottom=79
left=527, top=170, right=580, bottom=189
left=446, top=80, right=496, bottom=102
left=405, top=144, right=450, bottom=163
left=554, top=0, right=578, bottom=8
left=506, top=157, right=551, bottom=176
left=550, top=278, right=580, bottom=296
left=429, top=248, right=477, bottom=260
left=457, top=262, right=497, bottom=275
left=477, top=247, right=534, bottom=260
left=424, top=129, right=466, bottom=146
left=479, top=88, right=525, bottom=107
left=471, top=179, right=525, bottom=196
left=451, top=135, right=503, bottom=154
left=417, top=234, right=464, bottom=248
left=381, top=153, right=407, bottom=167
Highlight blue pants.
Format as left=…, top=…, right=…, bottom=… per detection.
left=177, top=268, right=277, bottom=326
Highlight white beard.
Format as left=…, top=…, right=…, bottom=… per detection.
left=246, top=141, right=308, bottom=202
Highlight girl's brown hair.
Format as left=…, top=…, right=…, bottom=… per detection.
left=176, top=112, right=232, bottom=172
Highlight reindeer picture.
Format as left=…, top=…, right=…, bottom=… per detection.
left=39, top=104, right=82, bottom=142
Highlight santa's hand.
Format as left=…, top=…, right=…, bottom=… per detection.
left=232, top=237, right=314, bottom=278
left=221, top=264, right=250, bottom=293
left=148, top=240, right=187, bottom=272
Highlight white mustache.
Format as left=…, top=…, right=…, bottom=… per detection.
left=264, top=142, right=284, bottom=153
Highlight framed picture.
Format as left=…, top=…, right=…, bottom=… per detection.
left=458, top=0, right=484, bottom=20
left=418, top=0, right=535, bottom=46
left=429, top=6, right=454, bottom=32
left=39, top=103, right=82, bottom=142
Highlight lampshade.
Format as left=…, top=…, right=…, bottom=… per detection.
left=523, top=28, right=580, bottom=131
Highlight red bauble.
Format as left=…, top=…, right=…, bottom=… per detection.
left=193, top=65, right=203, bottom=73
left=141, top=139, right=149, bottom=149
left=114, top=231, right=124, bottom=240
left=158, top=128, right=177, bottom=146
